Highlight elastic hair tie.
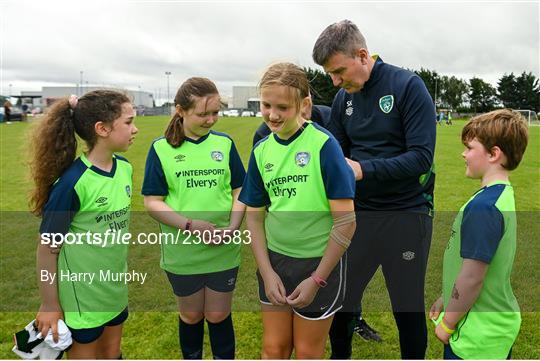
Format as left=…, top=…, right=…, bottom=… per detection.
left=68, top=94, right=78, bottom=109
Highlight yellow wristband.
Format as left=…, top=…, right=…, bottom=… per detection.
left=440, top=319, right=455, bottom=335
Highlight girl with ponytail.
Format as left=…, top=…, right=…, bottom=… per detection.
left=143, top=77, right=246, bottom=359
left=31, top=90, right=138, bottom=358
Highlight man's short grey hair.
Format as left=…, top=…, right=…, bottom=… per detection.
left=312, top=20, right=368, bottom=66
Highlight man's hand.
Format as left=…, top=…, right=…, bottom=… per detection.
left=346, top=158, right=363, bottom=180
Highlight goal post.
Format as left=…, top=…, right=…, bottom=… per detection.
left=514, top=109, right=540, bottom=126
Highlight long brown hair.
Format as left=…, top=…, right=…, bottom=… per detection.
left=29, top=90, right=130, bottom=216
left=164, top=77, right=219, bottom=147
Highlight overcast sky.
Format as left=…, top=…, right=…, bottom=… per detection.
left=1, top=0, right=538, bottom=103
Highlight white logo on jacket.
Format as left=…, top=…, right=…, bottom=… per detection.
left=402, top=251, right=415, bottom=261
left=345, top=100, right=353, bottom=116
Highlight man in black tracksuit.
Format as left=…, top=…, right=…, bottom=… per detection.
left=313, top=20, right=436, bottom=359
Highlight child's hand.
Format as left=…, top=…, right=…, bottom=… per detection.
left=429, top=296, right=443, bottom=320
left=262, top=271, right=287, bottom=306
left=286, top=277, right=319, bottom=309
left=35, top=304, right=63, bottom=343
left=435, top=323, right=451, bottom=344
left=190, top=219, right=216, bottom=233
left=211, top=226, right=235, bottom=245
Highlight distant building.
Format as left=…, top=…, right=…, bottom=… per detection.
left=19, top=91, right=42, bottom=107
left=231, top=86, right=258, bottom=109
left=247, top=97, right=260, bottom=112
left=20, top=86, right=154, bottom=108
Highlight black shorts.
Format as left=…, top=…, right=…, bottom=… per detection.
left=166, top=267, right=239, bottom=297
left=69, top=308, right=128, bottom=344
left=257, top=249, right=346, bottom=320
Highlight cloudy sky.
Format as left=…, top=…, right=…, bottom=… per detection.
left=1, top=0, right=538, bottom=103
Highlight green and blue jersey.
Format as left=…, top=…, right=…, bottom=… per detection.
left=40, top=154, right=132, bottom=329
left=239, top=122, right=355, bottom=258
left=142, top=131, right=246, bottom=275
left=442, top=180, right=521, bottom=359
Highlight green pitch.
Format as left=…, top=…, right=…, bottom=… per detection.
left=1, top=117, right=538, bottom=359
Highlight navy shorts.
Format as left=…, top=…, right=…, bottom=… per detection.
left=257, top=249, right=346, bottom=320
left=69, top=308, right=128, bottom=344
left=166, top=267, right=239, bottom=297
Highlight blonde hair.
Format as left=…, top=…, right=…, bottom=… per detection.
left=258, top=62, right=310, bottom=111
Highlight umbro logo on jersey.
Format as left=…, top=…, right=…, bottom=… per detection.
left=264, top=163, right=274, bottom=172
left=211, top=151, right=224, bottom=162
left=95, top=197, right=108, bottom=207
left=175, top=154, right=186, bottom=162
left=295, top=152, right=310, bottom=167
left=125, top=185, right=131, bottom=198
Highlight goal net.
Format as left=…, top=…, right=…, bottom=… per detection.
left=515, top=109, right=540, bottom=126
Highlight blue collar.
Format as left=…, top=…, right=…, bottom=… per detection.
left=80, top=153, right=117, bottom=178
left=185, top=131, right=211, bottom=144
left=272, top=122, right=309, bottom=145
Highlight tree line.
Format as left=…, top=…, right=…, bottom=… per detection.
left=305, top=67, right=540, bottom=114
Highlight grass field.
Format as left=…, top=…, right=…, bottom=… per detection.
left=1, top=116, right=539, bottom=359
